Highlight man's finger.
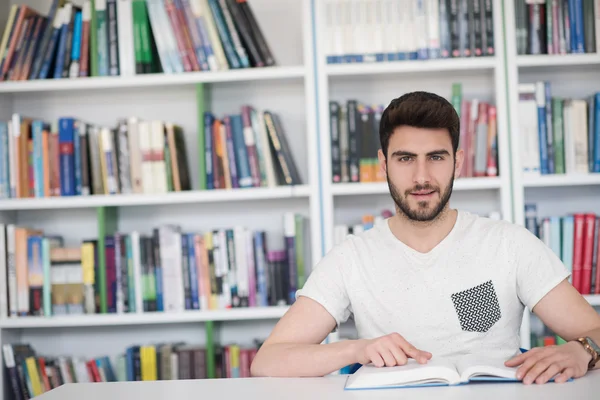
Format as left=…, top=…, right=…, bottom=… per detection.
left=378, top=348, right=397, bottom=367
left=515, top=350, right=549, bottom=379
left=367, top=349, right=384, bottom=368
left=554, top=367, right=574, bottom=384
left=535, top=362, right=562, bottom=384
left=388, top=343, right=408, bottom=366
left=505, top=347, right=542, bottom=367
left=522, top=355, right=560, bottom=385
left=391, top=335, right=430, bottom=363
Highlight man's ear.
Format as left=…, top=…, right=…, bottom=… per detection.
left=378, top=149, right=387, bottom=177
left=454, top=148, right=464, bottom=178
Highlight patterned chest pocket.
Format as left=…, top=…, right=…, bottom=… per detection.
left=451, top=280, right=501, bottom=333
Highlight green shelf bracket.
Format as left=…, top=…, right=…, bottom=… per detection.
left=205, top=320, right=216, bottom=378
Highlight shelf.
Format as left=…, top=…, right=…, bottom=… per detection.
left=516, top=54, right=600, bottom=68
left=325, top=57, right=497, bottom=77
left=523, top=174, right=600, bottom=188
left=0, top=306, right=290, bottom=329
left=331, top=177, right=502, bottom=196
left=585, top=295, right=600, bottom=306
left=0, top=185, right=311, bottom=211
left=0, top=66, right=306, bottom=93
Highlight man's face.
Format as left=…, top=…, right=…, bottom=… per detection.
left=378, top=125, right=463, bottom=222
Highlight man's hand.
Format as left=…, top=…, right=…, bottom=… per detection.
left=354, top=333, right=432, bottom=367
left=504, top=341, right=592, bottom=384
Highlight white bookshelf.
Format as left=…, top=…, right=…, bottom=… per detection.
left=313, top=0, right=513, bottom=256
left=503, top=0, right=600, bottom=350
left=0, top=0, right=320, bottom=394
left=0, top=185, right=311, bottom=211
left=0, top=65, right=306, bottom=93
left=0, top=306, right=290, bottom=329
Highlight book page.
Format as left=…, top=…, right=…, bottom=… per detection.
left=455, top=353, right=519, bottom=382
left=344, top=358, right=461, bottom=389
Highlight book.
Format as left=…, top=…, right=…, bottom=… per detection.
left=343, top=353, right=558, bottom=390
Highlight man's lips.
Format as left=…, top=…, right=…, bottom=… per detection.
left=411, top=190, right=435, bottom=196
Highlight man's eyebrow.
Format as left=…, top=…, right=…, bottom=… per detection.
left=390, top=149, right=450, bottom=157
left=426, top=149, right=450, bottom=156
left=390, top=150, right=417, bottom=157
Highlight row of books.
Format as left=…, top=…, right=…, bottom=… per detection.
left=518, top=82, right=600, bottom=176
left=333, top=209, right=502, bottom=245
left=203, top=107, right=302, bottom=190
left=324, top=0, right=495, bottom=64
left=3, top=341, right=259, bottom=399
left=333, top=209, right=394, bottom=245
left=0, top=115, right=192, bottom=199
left=0, top=0, right=274, bottom=82
left=0, top=213, right=308, bottom=318
left=514, top=0, right=598, bottom=56
left=328, top=86, right=499, bottom=184
left=525, top=205, right=600, bottom=295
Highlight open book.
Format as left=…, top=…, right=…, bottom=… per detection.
left=344, top=353, right=539, bottom=390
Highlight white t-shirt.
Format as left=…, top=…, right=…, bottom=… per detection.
left=297, top=210, right=570, bottom=362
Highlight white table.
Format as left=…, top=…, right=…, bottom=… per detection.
left=36, top=370, right=600, bottom=400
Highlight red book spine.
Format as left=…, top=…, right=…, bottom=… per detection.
left=79, top=14, right=90, bottom=77
left=572, top=214, right=585, bottom=292
left=164, top=0, right=193, bottom=72
left=581, top=214, right=596, bottom=295
left=595, top=216, right=600, bottom=294
left=241, top=106, right=261, bottom=187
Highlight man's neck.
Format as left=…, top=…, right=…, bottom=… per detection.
left=388, top=207, right=458, bottom=254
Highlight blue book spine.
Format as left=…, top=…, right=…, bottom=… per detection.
left=0, top=122, right=8, bottom=198
left=39, top=23, right=61, bottom=79
left=73, top=121, right=82, bottom=195
left=187, top=234, right=199, bottom=310
left=53, top=18, right=69, bottom=79
left=230, top=115, right=252, bottom=188
left=525, top=204, right=538, bottom=237
left=58, top=118, right=75, bottom=196
left=204, top=112, right=214, bottom=189
left=545, top=82, right=554, bottom=174
left=537, top=106, right=549, bottom=174
left=562, top=216, right=574, bottom=282
left=125, top=347, right=135, bottom=382
left=32, top=121, right=44, bottom=198
left=224, top=117, right=239, bottom=188
left=588, top=94, right=595, bottom=172
left=254, top=232, right=268, bottom=307
left=71, top=11, right=82, bottom=63
left=574, top=0, right=585, bottom=52
left=207, top=0, right=240, bottom=68
left=194, top=14, right=216, bottom=70
left=594, top=93, right=600, bottom=172
left=125, top=236, right=135, bottom=312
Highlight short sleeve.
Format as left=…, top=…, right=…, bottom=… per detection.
left=295, top=243, right=352, bottom=330
left=513, top=225, right=571, bottom=311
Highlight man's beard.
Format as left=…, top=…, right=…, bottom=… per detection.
left=387, top=172, right=454, bottom=222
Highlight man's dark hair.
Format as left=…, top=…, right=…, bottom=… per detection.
left=379, top=91, right=460, bottom=158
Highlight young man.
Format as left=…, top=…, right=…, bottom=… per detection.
left=250, top=91, right=600, bottom=384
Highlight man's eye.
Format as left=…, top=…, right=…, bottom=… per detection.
left=399, top=156, right=411, bottom=162
left=431, top=155, right=443, bottom=161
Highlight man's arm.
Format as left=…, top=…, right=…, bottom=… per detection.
left=250, top=296, right=432, bottom=377
left=505, top=279, right=600, bottom=383
left=249, top=296, right=359, bottom=377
